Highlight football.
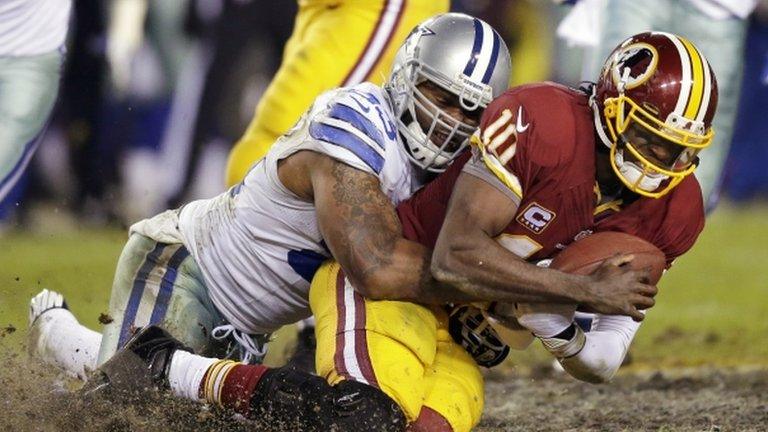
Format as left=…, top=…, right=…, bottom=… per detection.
left=550, top=231, right=666, bottom=285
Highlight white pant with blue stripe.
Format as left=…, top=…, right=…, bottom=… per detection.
left=96, top=234, right=231, bottom=366
left=0, top=49, right=62, bottom=202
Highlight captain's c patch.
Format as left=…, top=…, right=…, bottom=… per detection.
left=516, top=202, right=556, bottom=234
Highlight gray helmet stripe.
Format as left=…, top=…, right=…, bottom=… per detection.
left=462, top=18, right=484, bottom=77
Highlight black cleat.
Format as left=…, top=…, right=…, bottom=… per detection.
left=287, top=326, right=317, bottom=374
left=81, top=326, right=190, bottom=399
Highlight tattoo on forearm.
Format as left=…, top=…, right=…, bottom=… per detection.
left=330, top=162, right=401, bottom=281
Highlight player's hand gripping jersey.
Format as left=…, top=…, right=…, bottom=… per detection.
left=137, top=83, right=420, bottom=335
left=398, top=83, right=705, bottom=264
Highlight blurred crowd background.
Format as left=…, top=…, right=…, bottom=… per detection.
left=2, top=0, right=767, bottom=232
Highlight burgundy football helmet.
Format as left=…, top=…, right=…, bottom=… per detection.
left=591, top=32, right=718, bottom=198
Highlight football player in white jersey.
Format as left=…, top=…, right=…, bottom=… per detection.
left=28, top=14, right=655, bottom=432
left=30, top=13, right=511, bottom=427
left=0, top=0, right=71, bottom=202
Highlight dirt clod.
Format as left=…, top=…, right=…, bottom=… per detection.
left=1, top=324, right=16, bottom=337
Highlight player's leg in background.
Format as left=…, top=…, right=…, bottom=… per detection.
left=96, top=233, right=228, bottom=366
left=354, top=0, right=450, bottom=88
left=0, top=50, right=62, bottom=202
left=225, top=0, right=449, bottom=186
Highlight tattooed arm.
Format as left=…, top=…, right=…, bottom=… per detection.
left=278, top=150, right=475, bottom=304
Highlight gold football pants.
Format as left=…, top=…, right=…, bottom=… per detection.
left=225, top=0, right=448, bottom=186
left=310, top=261, right=484, bottom=432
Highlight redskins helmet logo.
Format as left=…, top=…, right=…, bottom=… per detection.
left=611, top=43, right=659, bottom=90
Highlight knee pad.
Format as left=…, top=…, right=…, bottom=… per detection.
left=251, top=366, right=406, bottom=432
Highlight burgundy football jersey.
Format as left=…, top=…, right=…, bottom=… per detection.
left=397, top=82, right=704, bottom=265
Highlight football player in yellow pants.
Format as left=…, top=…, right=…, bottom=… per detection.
left=311, top=261, right=484, bottom=432
left=225, top=0, right=448, bottom=186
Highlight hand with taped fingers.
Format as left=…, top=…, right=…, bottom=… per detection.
left=576, top=253, right=658, bottom=322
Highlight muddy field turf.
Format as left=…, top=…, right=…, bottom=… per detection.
left=481, top=368, right=768, bottom=431
left=2, top=206, right=767, bottom=430
left=1, top=347, right=765, bottom=432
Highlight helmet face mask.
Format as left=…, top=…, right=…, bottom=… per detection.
left=401, top=65, right=481, bottom=171
left=386, top=13, right=511, bottom=173
left=593, top=32, right=718, bottom=198
left=603, top=93, right=712, bottom=196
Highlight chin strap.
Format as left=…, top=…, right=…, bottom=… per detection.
left=403, top=117, right=451, bottom=172
left=589, top=88, right=614, bottom=151
left=613, top=146, right=667, bottom=191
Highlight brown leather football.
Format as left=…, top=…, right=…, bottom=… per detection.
left=550, top=231, right=666, bottom=285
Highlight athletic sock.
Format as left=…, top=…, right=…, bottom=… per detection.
left=29, top=308, right=102, bottom=380
left=167, top=350, right=218, bottom=401
left=408, top=406, right=453, bottom=432
left=201, top=362, right=270, bottom=414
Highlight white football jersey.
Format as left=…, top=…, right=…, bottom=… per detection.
left=0, top=0, right=71, bottom=56
left=176, top=83, right=421, bottom=334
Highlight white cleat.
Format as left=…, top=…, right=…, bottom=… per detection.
left=29, top=288, right=69, bottom=327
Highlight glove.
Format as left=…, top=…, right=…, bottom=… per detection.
left=447, top=305, right=510, bottom=368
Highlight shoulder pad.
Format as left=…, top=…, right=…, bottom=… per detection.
left=308, top=84, right=397, bottom=174
left=480, top=84, right=585, bottom=166
left=472, top=84, right=588, bottom=197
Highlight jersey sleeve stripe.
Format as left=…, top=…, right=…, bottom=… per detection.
left=482, top=151, right=523, bottom=198
left=309, top=121, right=385, bottom=174
left=470, top=133, right=523, bottom=198
left=328, top=103, right=387, bottom=150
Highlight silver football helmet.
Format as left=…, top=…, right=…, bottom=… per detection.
left=386, top=13, right=511, bottom=172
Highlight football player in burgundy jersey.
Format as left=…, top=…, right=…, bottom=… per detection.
left=69, top=32, right=672, bottom=431
left=72, top=32, right=705, bottom=432
left=426, top=31, right=717, bottom=382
